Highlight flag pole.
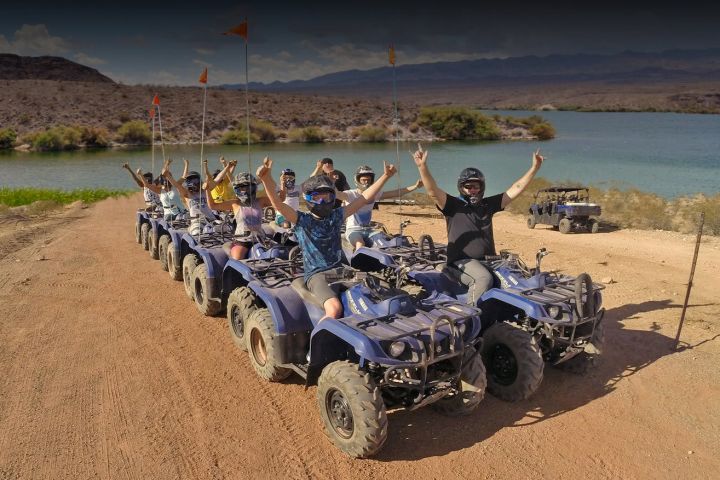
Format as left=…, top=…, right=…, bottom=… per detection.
left=157, top=104, right=166, bottom=163
left=151, top=112, right=155, bottom=175
left=244, top=37, right=251, bottom=175
left=390, top=45, right=402, bottom=214
left=200, top=76, right=208, bottom=188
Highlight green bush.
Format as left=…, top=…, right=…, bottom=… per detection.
left=220, top=127, right=260, bottom=145
left=287, top=127, right=326, bottom=143
left=353, top=125, right=388, bottom=142
left=530, top=122, right=556, bottom=140
left=79, top=126, right=111, bottom=147
left=0, top=128, right=17, bottom=149
left=417, top=107, right=501, bottom=140
left=0, top=187, right=132, bottom=207
left=29, top=126, right=82, bottom=151
left=250, top=119, right=277, bottom=142
left=116, top=120, right=152, bottom=144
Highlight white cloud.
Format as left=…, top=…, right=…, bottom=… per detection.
left=74, top=52, right=107, bottom=66
left=194, top=48, right=215, bottom=55
left=2, top=24, right=70, bottom=56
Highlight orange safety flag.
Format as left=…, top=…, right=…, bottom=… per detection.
left=223, top=20, right=248, bottom=41
left=199, top=67, right=208, bottom=84
left=388, top=44, right=395, bottom=65
left=149, top=108, right=155, bottom=119
left=152, top=94, right=160, bottom=106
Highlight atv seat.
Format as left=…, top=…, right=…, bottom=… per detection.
left=291, top=275, right=347, bottom=309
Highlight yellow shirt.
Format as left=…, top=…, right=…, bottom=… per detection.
left=211, top=178, right=233, bottom=202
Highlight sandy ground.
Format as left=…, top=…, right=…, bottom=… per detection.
left=0, top=194, right=719, bottom=479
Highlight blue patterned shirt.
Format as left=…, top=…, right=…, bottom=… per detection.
left=295, top=208, right=345, bottom=282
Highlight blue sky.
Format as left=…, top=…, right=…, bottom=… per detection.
left=1, top=1, right=719, bottom=85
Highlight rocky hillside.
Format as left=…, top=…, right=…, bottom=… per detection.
left=0, top=54, right=113, bottom=83
left=0, top=79, right=541, bottom=145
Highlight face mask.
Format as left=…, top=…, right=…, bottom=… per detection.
left=186, top=179, right=200, bottom=193
left=284, top=178, right=296, bottom=189
left=234, top=184, right=254, bottom=205
left=310, top=202, right=334, bottom=218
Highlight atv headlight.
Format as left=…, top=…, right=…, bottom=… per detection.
left=547, top=305, right=563, bottom=320
left=389, top=341, right=406, bottom=358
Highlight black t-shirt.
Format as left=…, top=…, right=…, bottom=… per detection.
left=439, top=193, right=504, bottom=264
left=326, top=170, right=350, bottom=207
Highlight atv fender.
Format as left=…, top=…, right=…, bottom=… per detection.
left=479, top=288, right=548, bottom=320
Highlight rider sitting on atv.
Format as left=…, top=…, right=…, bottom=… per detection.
left=275, top=168, right=300, bottom=228
left=162, top=160, right=217, bottom=236
left=205, top=159, right=279, bottom=260
left=134, top=164, right=188, bottom=222
left=257, top=157, right=396, bottom=321
left=336, top=165, right=423, bottom=251
left=122, top=163, right=162, bottom=211
left=413, top=144, right=544, bottom=305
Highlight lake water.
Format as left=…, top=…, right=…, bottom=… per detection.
left=0, top=110, right=718, bottom=198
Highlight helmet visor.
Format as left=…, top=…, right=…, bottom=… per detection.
left=304, top=190, right=336, bottom=204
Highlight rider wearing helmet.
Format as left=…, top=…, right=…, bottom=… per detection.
left=122, top=163, right=162, bottom=211
left=205, top=160, right=277, bottom=260
left=131, top=164, right=188, bottom=221
left=275, top=168, right=300, bottom=228
left=162, top=160, right=217, bottom=235
left=256, top=157, right=397, bottom=321
left=412, top=144, right=544, bottom=304
left=335, top=164, right=423, bottom=251
left=205, top=156, right=236, bottom=202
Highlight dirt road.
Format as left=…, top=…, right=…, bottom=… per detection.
left=1, top=195, right=718, bottom=479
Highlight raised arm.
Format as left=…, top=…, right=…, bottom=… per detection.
left=413, top=144, right=448, bottom=210
left=224, top=158, right=237, bottom=182
left=257, top=157, right=298, bottom=224
left=137, top=168, right=162, bottom=194
left=205, top=187, right=236, bottom=212
left=162, top=160, right=190, bottom=198
left=380, top=178, right=423, bottom=199
left=310, top=159, right=323, bottom=177
left=344, top=161, right=396, bottom=219
left=501, top=149, right=544, bottom=209
left=181, top=158, right=189, bottom=181
left=122, top=163, right=144, bottom=188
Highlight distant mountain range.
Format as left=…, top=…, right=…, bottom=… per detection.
left=224, top=48, right=720, bottom=95
left=0, top=54, right=113, bottom=83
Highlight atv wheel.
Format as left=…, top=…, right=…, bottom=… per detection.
left=140, top=223, right=151, bottom=250
left=418, top=234, right=436, bottom=260
left=317, top=360, right=388, bottom=458
left=589, top=218, right=600, bottom=234
left=135, top=221, right=142, bottom=244
left=288, top=245, right=301, bottom=262
left=227, top=287, right=258, bottom=351
left=192, top=263, right=222, bottom=316
left=149, top=228, right=159, bottom=260
left=246, top=309, right=292, bottom=382
left=527, top=215, right=536, bottom=229
left=558, top=218, right=572, bottom=234
left=167, top=241, right=182, bottom=281
left=557, top=315, right=605, bottom=374
left=158, top=235, right=170, bottom=272
left=182, top=254, right=200, bottom=300
left=482, top=322, right=544, bottom=402
left=432, top=347, right=487, bottom=416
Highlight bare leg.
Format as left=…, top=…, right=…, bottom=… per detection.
left=230, top=244, right=249, bottom=260
left=319, top=297, right=343, bottom=321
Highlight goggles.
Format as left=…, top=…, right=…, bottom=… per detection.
left=304, top=190, right=336, bottom=204
left=462, top=182, right=484, bottom=192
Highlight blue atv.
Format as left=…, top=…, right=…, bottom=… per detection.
left=352, top=239, right=606, bottom=402
left=135, top=209, right=162, bottom=251
left=221, top=258, right=487, bottom=458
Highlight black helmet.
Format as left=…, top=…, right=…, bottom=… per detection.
left=232, top=172, right=257, bottom=205
left=142, top=171, right=154, bottom=182
left=281, top=168, right=295, bottom=177
left=354, top=165, right=375, bottom=191
left=184, top=171, right=201, bottom=193
left=457, top=167, right=485, bottom=205
left=281, top=168, right=296, bottom=189
left=302, top=175, right=336, bottom=218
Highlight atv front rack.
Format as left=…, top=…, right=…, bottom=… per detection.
left=241, top=257, right=304, bottom=288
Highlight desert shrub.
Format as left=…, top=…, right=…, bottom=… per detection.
left=0, top=128, right=17, bottom=149
left=417, top=106, right=501, bottom=140
left=30, top=126, right=82, bottom=151
left=0, top=187, right=131, bottom=207
left=353, top=125, right=388, bottom=142
left=220, top=127, right=260, bottom=145
left=287, top=127, right=326, bottom=143
left=116, top=120, right=152, bottom=144
left=250, top=119, right=277, bottom=142
left=79, top=126, right=111, bottom=147
left=530, top=122, right=556, bottom=140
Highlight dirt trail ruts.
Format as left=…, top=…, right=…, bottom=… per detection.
left=0, top=194, right=718, bottom=479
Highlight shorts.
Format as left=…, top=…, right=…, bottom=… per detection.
left=306, top=269, right=341, bottom=305
left=231, top=239, right=253, bottom=250
left=345, top=227, right=380, bottom=247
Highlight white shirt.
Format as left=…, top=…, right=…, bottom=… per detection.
left=342, top=189, right=381, bottom=231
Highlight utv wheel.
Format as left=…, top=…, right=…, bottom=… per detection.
left=246, top=309, right=291, bottom=381
left=589, top=219, right=600, bottom=234
left=149, top=228, right=160, bottom=260
left=158, top=235, right=170, bottom=272
left=527, top=215, right=536, bottom=229
left=317, top=360, right=388, bottom=458
left=227, top=287, right=258, bottom=351
left=135, top=221, right=142, bottom=244
left=557, top=315, right=605, bottom=374
left=140, top=223, right=151, bottom=250
left=167, top=242, right=182, bottom=281
left=192, top=263, right=222, bottom=316
left=482, top=322, right=544, bottom=402
left=432, top=347, right=487, bottom=416
left=558, top=218, right=572, bottom=234
left=182, top=254, right=200, bottom=300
